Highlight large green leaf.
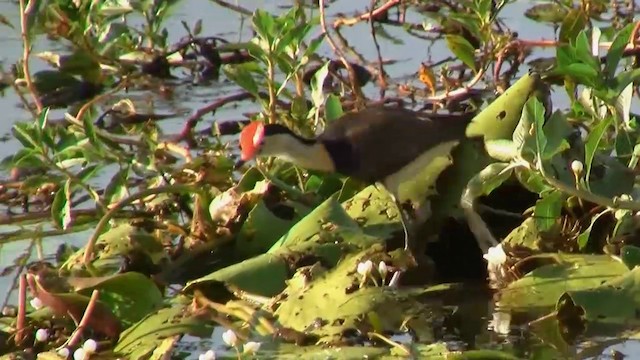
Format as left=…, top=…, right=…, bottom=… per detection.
left=114, top=304, right=212, bottom=359
left=557, top=266, right=640, bottom=343
left=499, top=254, right=628, bottom=312
left=466, top=72, right=541, bottom=141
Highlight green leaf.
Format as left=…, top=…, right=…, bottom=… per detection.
left=524, top=3, right=568, bottom=24
left=576, top=210, right=609, bottom=250
left=51, top=179, right=72, bottom=230
left=605, top=23, right=634, bottom=79
left=563, top=63, right=600, bottom=88
left=37, top=107, right=49, bottom=131
left=557, top=267, right=640, bottom=343
left=574, top=30, right=601, bottom=71
left=584, top=117, right=611, bottom=186
left=445, top=35, right=477, bottom=72
left=77, top=272, right=164, bottom=328
left=222, top=64, right=260, bottom=98
left=541, top=110, right=572, bottom=159
left=499, top=254, right=628, bottom=311
left=104, top=167, right=130, bottom=206
left=466, top=72, right=540, bottom=140
left=252, top=9, right=276, bottom=46
left=77, top=164, right=101, bottom=183
left=13, top=123, right=42, bottom=151
left=527, top=97, right=547, bottom=162
left=555, top=46, right=576, bottom=69
left=325, top=94, right=343, bottom=122
left=559, top=8, right=588, bottom=44
left=115, top=305, right=212, bottom=358
left=534, top=190, right=564, bottom=232
left=81, top=110, right=101, bottom=153
left=467, top=162, right=514, bottom=197
left=12, top=148, right=44, bottom=168
left=612, top=68, right=640, bottom=96
left=303, top=34, right=326, bottom=60
left=310, top=61, right=331, bottom=109
left=620, top=245, right=640, bottom=270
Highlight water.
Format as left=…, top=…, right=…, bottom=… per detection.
left=0, top=0, right=638, bottom=358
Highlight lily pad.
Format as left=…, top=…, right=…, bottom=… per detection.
left=498, top=254, right=628, bottom=312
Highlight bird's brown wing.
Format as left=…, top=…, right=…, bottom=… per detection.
left=319, top=107, right=473, bottom=183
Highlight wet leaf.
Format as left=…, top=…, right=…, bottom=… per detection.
left=76, top=272, right=163, bottom=328
left=499, top=254, right=628, bottom=312
left=115, top=305, right=212, bottom=359
left=26, top=274, right=121, bottom=339
left=557, top=267, right=640, bottom=343
left=620, top=245, right=640, bottom=270
left=274, top=248, right=432, bottom=344
left=184, top=252, right=291, bottom=296
left=235, top=200, right=296, bottom=257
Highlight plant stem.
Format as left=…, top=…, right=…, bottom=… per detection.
left=18, top=0, right=42, bottom=114
left=267, top=58, right=277, bottom=124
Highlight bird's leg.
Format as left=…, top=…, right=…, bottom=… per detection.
left=460, top=188, right=499, bottom=253
left=391, top=195, right=417, bottom=252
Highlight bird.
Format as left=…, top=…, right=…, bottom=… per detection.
left=235, top=105, right=476, bottom=256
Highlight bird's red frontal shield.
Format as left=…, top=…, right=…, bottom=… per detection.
left=239, top=121, right=264, bottom=161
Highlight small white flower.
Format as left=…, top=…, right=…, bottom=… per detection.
left=484, top=244, right=509, bottom=288
left=199, top=349, right=216, bottom=360
left=489, top=311, right=512, bottom=335
left=82, top=339, right=97, bottom=354
left=571, top=160, right=584, bottom=176
left=35, top=328, right=49, bottom=342
left=243, top=341, right=261, bottom=354
left=30, top=297, right=43, bottom=310
left=423, top=22, right=435, bottom=31
left=57, top=347, right=70, bottom=358
left=73, top=348, right=86, bottom=360
left=222, top=329, right=238, bottom=347
left=356, top=260, right=373, bottom=276
left=378, top=261, right=388, bottom=278
left=483, top=244, right=507, bottom=266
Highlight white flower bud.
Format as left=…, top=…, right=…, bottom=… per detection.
left=222, top=329, right=238, bottom=347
